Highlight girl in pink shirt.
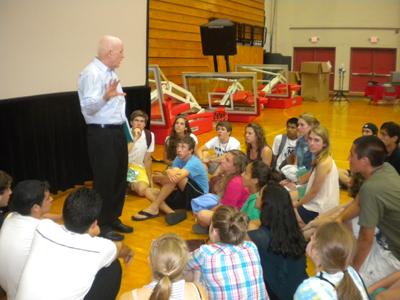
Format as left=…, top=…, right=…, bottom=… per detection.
left=193, top=150, right=249, bottom=234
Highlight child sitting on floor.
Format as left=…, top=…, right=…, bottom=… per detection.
left=119, top=232, right=208, bottom=300
left=192, top=150, right=249, bottom=234
left=294, top=222, right=369, bottom=300
left=185, top=205, right=269, bottom=300
left=196, top=120, right=241, bottom=175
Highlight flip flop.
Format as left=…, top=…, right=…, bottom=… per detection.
left=131, top=210, right=161, bottom=221
left=192, top=223, right=209, bottom=235
left=165, top=210, right=187, bottom=225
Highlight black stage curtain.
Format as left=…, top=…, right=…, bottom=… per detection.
left=0, top=86, right=150, bottom=194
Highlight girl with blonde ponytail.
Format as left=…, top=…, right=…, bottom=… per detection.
left=294, top=222, right=369, bottom=300
left=119, top=232, right=207, bottom=300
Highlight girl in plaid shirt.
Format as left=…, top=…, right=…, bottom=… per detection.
left=185, top=205, right=269, bottom=300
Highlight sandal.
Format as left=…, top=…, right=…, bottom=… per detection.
left=165, top=210, right=187, bottom=225
left=131, top=210, right=161, bottom=221
left=192, top=223, right=209, bottom=234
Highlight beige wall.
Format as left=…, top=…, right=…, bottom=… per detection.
left=0, top=1, right=148, bottom=100
left=265, top=0, right=400, bottom=90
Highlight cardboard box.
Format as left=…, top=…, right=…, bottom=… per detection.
left=288, top=71, right=301, bottom=85
left=300, top=62, right=330, bottom=102
left=288, top=71, right=301, bottom=95
left=391, top=72, right=400, bottom=86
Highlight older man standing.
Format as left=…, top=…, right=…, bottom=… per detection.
left=78, top=36, right=132, bottom=241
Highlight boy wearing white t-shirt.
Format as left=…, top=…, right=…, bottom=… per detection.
left=0, top=180, right=56, bottom=300
left=127, top=110, right=155, bottom=197
left=272, top=117, right=298, bottom=171
left=196, top=121, right=241, bottom=174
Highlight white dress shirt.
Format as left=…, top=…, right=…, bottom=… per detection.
left=78, top=57, right=125, bottom=125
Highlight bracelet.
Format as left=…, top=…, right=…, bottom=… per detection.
left=294, top=182, right=298, bottom=186
left=210, top=157, right=213, bottom=163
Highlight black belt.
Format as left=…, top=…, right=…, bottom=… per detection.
left=88, top=124, right=124, bottom=129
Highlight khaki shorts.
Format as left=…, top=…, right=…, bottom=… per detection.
left=360, top=237, right=400, bottom=287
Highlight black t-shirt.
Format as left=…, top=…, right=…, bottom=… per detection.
left=248, top=226, right=308, bottom=300
left=386, top=146, right=400, bottom=175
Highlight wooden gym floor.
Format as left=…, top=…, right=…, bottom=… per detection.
left=47, top=98, right=399, bottom=299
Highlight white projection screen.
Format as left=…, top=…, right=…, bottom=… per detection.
left=0, top=0, right=148, bottom=100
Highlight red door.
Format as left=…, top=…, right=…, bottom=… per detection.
left=350, top=48, right=397, bottom=92
left=294, top=47, right=336, bottom=90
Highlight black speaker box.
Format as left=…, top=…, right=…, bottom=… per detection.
left=200, top=18, right=237, bottom=56
left=263, top=52, right=292, bottom=71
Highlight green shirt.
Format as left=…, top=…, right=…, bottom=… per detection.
left=359, top=163, right=400, bottom=260
left=240, top=193, right=260, bottom=220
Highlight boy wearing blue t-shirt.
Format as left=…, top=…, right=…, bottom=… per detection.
left=131, top=136, right=208, bottom=225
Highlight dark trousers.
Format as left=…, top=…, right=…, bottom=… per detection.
left=87, top=125, right=128, bottom=232
left=84, top=260, right=122, bottom=300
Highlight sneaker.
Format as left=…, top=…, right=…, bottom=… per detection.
left=192, top=223, right=209, bottom=234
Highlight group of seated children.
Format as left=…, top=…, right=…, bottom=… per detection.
left=125, top=109, right=400, bottom=299
left=2, top=109, right=400, bottom=300
left=121, top=205, right=269, bottom=300
left=126, top=110, right=300, bottom=227
left=1, top=162, right=399, bottom=300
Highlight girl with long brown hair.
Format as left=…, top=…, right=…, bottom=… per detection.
left=245, top=123, right=272, bottom=166
left=163, top=117, right=198, bottom=166
left=241, top=161, right=283, bottom=221
left=248, top=181, right=308, bottom=300
left=192, top=150, right=249, bottom=234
